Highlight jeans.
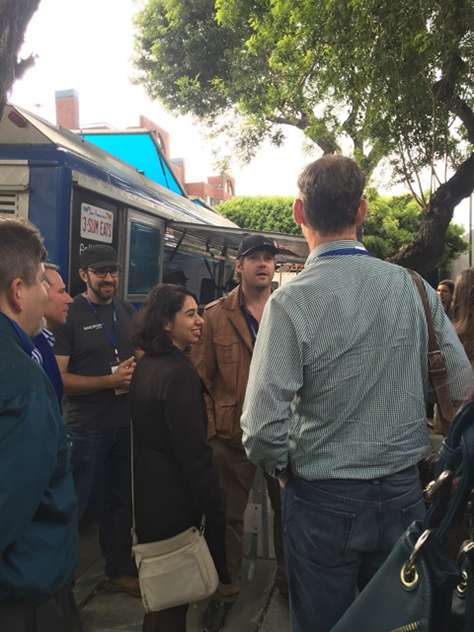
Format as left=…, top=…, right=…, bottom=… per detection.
left=281, top=466, right=425, bottom=632
left=68, top=427, right=131, bottom=578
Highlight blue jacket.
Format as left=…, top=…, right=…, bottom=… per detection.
left=0, top=314, right=79, bottom=600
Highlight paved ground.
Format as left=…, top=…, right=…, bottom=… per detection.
left=75, top=505, right=290, bottom=632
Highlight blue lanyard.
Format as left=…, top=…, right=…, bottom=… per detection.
left=84, top=294, right=120, bottom=361
left=243, top=308, right=258, bottom=345
left=4, top=315, right=34, bottom=357
left=314, top=247, right=371, bottom=260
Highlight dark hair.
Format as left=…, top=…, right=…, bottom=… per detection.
left=438, top=279, right=454, bottom=294
left=297, top=155, right=366, bottom=234
left=132, top=283, right=198, bottom=355
left=0, top=215, right=47, bottom=294
left=452, top=269, right=474, bottom=361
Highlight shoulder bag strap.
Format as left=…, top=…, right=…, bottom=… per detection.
left=407, top=269, right=455, bottom=422
left=129, top=420, right=206, bottom=547
left=130, top=420, right=138, bottom=546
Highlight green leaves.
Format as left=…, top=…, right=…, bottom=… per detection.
left=217, top=196, right=302, bottom=234
left=362, top=189, right=468, bottom=267
left=133, top=0, right=474, bottom=271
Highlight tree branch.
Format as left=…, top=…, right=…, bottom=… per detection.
left=267, top=111, right=339, bottom=155
left=389, top=152, right=474, bottom=273
left=0, top=0, right=41, bottom=120
left=432, top=52, right=474, bottom=144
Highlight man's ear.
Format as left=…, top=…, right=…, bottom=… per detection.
left=79, top=269, right=88, bottom=283
left=6, top=277, right=24, bottom=312
left=235, top=258, right=242, bottom=274
left=355, top=198, right=368, bottom=226
left=293, top=198, right=305, bottom=225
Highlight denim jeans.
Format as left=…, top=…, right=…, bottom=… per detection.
left=67, top=427, right=131, bottom=578
left=281, top=466, right=425, bottom=632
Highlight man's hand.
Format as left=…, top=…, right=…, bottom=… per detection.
left=278, top=473, right=289, bottom=489
left=109, top=356, right=137, bottom=390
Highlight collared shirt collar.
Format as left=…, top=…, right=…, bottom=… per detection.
left=42, top=328, right=55, bottom=347
left=239, top=285, right=260, bottom=344
left=0, top=312, right=35, bottom=356
left=305, top=239, right=366, bottom=267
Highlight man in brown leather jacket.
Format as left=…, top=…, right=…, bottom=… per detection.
left=191, top=235, right=287, bottom=632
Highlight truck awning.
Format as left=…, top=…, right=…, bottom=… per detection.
left=166, top=221, right=309, bottom=263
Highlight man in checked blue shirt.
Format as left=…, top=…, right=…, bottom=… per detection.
left=240, top=155, right=473, bottom=632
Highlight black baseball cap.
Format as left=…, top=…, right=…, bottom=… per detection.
left=236, top=235, right=280, bottom=258
left=80, top=245, right=121, bottom=270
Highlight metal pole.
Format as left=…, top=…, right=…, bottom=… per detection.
left=470, top=194, right=472, bottom=268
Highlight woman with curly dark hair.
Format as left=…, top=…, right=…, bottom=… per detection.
left=452, top=268, right=474, bottom=363
left=130, top=284, right=229, bottom=632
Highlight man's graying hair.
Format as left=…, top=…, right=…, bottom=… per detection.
left=297, top=155, right=366, bottom=234
left=0, top=215, right=47, bottom=294
left=44, top=262, right=59, bottom=286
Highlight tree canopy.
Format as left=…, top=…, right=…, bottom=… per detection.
left=362, top=190, right=469, bottom=271
left=217, top=193, right=469, bottom=270
left=134, top=0, right=474, bottom=274
left=0, top=0, right=40, bottom=120
left=218, top=196, right=299, bottom=235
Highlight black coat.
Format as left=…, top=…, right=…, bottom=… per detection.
left=130, top=346, right=229, bottom=583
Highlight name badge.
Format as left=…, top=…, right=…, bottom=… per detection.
left=110, top=361, right=128, bottom=396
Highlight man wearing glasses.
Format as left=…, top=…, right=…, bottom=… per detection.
left=53, top=245, right=140, bottom=596
left=436, top=279, right=454, bottom=318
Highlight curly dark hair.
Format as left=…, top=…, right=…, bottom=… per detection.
left=132, top=283, right=197, bottom=355
left=132, top=283, right=198, bottom=355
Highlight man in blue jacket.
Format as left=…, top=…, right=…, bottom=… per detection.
left=0, top=216, right=80, bottom=632
left=32, top=263, right=73, bottom=405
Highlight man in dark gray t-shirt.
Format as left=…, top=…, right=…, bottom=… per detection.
left=54, top=245, right=139, bottom=597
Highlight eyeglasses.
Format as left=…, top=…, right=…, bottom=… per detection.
left=88, top=267, right=120, bottom=279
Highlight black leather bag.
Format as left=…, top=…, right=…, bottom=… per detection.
left=451, top=537, right=474, bottom=632
left=331, top=402, right=474, bottom=632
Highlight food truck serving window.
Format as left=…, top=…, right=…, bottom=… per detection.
left=126, top=211, right=164, bottom=301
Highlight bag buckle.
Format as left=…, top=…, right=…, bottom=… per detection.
left=400, top=529, right=432, bottom=589
left=458, top=540, right=474, bottom=560
left=423, top=469, right=452, bottom=502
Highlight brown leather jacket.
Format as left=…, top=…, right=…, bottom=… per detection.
left=191, top=287, right=253, bottom=448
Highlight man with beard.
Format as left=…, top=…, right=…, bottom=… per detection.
left=53, top=245, right=139, bottom=596
left=192, top=235, right=287, bottom=632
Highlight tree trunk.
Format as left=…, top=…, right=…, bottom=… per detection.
left=389, top=153, right=474, bottom=274
left=0, top=0, right=41, bottom=120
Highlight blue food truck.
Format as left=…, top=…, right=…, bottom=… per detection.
left=0, top=103, right=308, bottom=303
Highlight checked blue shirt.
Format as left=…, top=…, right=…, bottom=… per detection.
left=241, top=240, right=473, bottom=481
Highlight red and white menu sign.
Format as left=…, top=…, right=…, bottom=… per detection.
left=80, top=203, right=114, bottom=244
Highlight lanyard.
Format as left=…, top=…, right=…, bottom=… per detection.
left=84, top=294, right=120, bottom=361
left=243, top=308, right=258, bottom=345
left=4, top=315, right=34, bottom=357
left=314, top=247, right=371, bottom=260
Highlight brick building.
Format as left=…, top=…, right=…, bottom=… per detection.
left=55, top=89, right=235, bottom=208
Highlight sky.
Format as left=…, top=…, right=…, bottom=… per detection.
left=10, top=0, right=307, bottom=197
left=9, top=0, right=472, bottom=229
